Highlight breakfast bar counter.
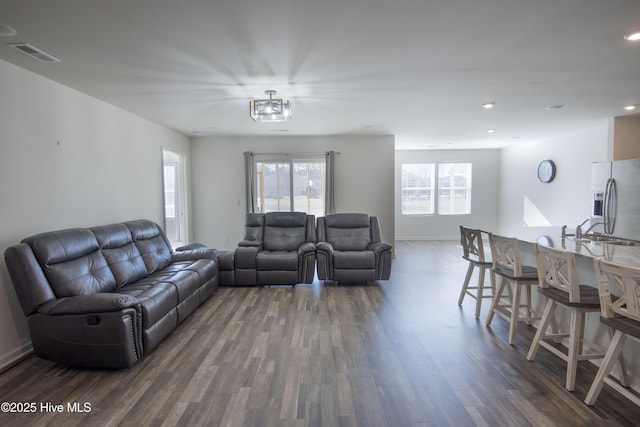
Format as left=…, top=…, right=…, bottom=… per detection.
left=503, top=227, right=640, bottom=271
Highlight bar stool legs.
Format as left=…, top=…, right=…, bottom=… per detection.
left=458, top=260, right=494, bottom=318
left=486, top=275, right=539, bottom=345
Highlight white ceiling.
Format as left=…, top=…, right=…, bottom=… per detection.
left=1, top=0, right=639, bottom=149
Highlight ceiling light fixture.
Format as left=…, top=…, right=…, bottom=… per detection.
left=249, top=90, right=291, bottom=122
left=624, top=31, right=640, bottom=41
left=623, top=104, right=637, bottom=111
left=487, top=129, right=495, bottom=133
left=482, top=102, right=495, bottom=109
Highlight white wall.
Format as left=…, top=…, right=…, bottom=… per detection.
left=395, top=149, right=500, bottom=240
left=190, top=135, right=395, bottom=251
left=498, top=125, right=609, bottom=237
left=0, top=59, right=191, bottom=370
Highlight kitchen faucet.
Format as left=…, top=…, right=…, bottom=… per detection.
left=575, top=218, right=605, bottom=239
left=575, top=219, right=589, bottom=239
left=584, top=221, right=605, bottom=236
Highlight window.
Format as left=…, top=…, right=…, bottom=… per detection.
left=401, top=162, right=472, bottom=215
left=162, top=150, right=187, bottom=247
left=253, top=156, right=326, bottom=217
left=438, top=163, right=472, bottom=215
left=401, top=163, right=435, bottom=214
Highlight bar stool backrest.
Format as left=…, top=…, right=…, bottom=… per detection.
left=460, top=226, right=487, bottom=263
left=594, top=259, right=640, bottom=322
left=489, top=234, right=523, bottom=277
left=534, top=244, right=581, bottom=303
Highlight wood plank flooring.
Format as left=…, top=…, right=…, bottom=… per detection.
left=2, top=240, right=640, bottom=426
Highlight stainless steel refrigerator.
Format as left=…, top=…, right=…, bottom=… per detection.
left=591, top=158, right=640, bottom=240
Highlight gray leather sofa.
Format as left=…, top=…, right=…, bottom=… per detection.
left=4, top=219, right=218, bottom=369
left=316, top=213, right=392, bottom=283
left=218, top=212, right=316, bottom=286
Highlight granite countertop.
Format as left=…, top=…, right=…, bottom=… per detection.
left=507, top=227, right=640, bottom=267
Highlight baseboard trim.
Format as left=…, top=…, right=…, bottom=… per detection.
left=0, top=341, right=33, bottom=374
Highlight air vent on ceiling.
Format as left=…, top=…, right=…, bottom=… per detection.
left=8, top=43, right=60, bottom=63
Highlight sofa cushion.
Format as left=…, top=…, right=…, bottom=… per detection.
left=46, top=251, right=116, bottom=297
left=25, top=228, right=98, bottom=266
left=117, top=283, right=178, bottom=328
left=182, top=259, right=217, bottom=283
left=256, top=251, right=299, bottom=271
left=125, top=220, right=172, bottom=273
left=326, top=228, right=371, bottom=251
left=163, top=270, right=202, bottom=303
left=324, top=213, right=372, bottom=251
left=102, top=243, right=148, bottom=288
left=92, top=223, right=148, bottom=288
left=263, top=212, right=308, bottom=251
left=265, top=211, right=307, bottom=227
left=23, top=228, right=116, bottom=297
left=333, top=251, right=375, bottom=269
left=91, top=223, right=132, bottom=249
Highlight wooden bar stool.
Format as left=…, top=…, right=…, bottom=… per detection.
left=458, top=226, right=494, bottom=318
left=526, top=244, right=604, bottom=391
left=585, top=258, right=637, bottom=406
left=486, top=234, right=541, bottom=345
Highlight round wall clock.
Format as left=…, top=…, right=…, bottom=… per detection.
left=537, top=160, right=556, bottom=183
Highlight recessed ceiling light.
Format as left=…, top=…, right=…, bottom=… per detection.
left=482, top=102, right=495, bottom=109
left=623, top=104, right=637, bottom=111
left=545, top=104, right=565, bottom=110
left=487, top=129, right=496, bottom=133
left=0, top=23, right=17, bottom=37
left=624, top=31, right=640, bottom=41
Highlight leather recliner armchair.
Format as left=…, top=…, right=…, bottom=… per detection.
left=231, top=211, right=316, bottom=286
left=316, top=213, right=392, bottom=283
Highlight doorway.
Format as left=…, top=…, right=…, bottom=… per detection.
left=162, top=149, right=187, bottom=248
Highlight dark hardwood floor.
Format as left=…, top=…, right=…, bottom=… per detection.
left=1, top=240, right=640, bottom=426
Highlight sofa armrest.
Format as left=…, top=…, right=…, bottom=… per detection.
left=172, top=247, right=218, bottom=262
left=238, top=238, right=262, bottom=248
left=37, top=293, right=141, bottom=315
left=298, top=241, right=317, bottom=255
left=315, top=242, right=334, bottom=280
left=367, top=241, right=392, bottom=255
left=316, top=241, right=334, bottom=255
left=368, top=242, right=393, bottom=280
left=174, top=243, right=207, bottom=251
